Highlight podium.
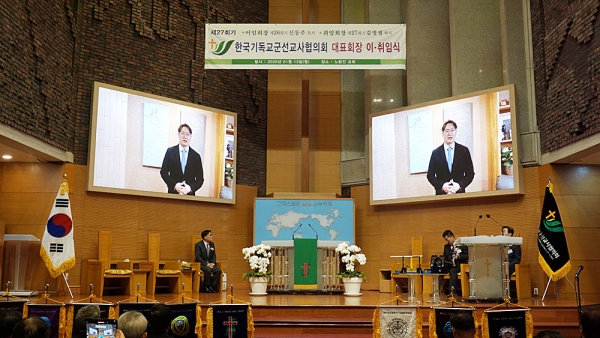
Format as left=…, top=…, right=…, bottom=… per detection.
left=455, top=236, right=522, bottom=300
left=262, top=240, right=342, bottom=291
left=2, top=234, right=40, bottom=296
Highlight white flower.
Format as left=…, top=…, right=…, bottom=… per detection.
left=335, top=242, right=367, bottom=279
left=242, top=244, right=272, bottom=277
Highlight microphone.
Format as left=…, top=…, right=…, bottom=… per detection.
left=575, top=265, right=584, bottom=279
left=473, top=215, right=482, bottom=236
left=486, top=214, right=503, bottom=230
left=292, top=223, right=304, bottom=239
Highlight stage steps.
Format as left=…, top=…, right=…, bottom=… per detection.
left=251, top=305, right=374, bottom=336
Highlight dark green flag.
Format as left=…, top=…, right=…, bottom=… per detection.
left=294, top=238, right=318, bottom=289
left=537, top=184, right=571, bottom=281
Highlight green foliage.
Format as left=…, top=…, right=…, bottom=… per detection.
left=337, top=271, right=366, bottom=282
left=501, top=147, right=513, bottom=166
left=225, top=163, right=234, bottom=180
left=243, top=270, right=273, bottom=280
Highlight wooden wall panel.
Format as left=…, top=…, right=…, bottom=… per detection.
left=267, top=0, right=341, bottom=195
left=352, top=164, right=600, bottom=299
left=0, top=162, right=257, bottom=291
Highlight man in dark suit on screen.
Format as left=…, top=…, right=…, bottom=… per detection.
left=427, top=120, right=475, bottom=195
left=160, top=123, right=204, bottom=195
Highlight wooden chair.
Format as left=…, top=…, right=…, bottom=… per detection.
left=81, top=231, right=133, bottom=297
left=143, top=233, right=181, bottom=294
left=512, top=263, right=532, bottom=299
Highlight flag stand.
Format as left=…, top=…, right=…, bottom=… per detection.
left=30, top=270, right=74, bottom=299
left=541, top=276, right=582, bottom=302
left=60, top=272, right=74, bottom=299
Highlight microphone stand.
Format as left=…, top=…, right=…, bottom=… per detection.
left=307, top=223, right=319, bottom=240
left=473, top=215, right=482, bottom=236
left=291, top=223, right=304, bottom=239
left=575, top=266, right=583, bottom=324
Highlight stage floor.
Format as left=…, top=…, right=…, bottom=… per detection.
left=29, top=287, right=597, bottom=308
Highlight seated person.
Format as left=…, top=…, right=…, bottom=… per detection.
left=450, top=312, right=475, bottom=338
left=580, top=306, right=600, bottom=338
left=0, top=309, right=23, bottom=338
left=73, top=305, right=101, bottom=338
left=194, top=229, right=222, bottom=293
left=442, top=230, right=468, bottom=296
left=502, top=225, right=521, bottom=275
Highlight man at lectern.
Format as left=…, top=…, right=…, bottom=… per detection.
left=195, top=229, right=222, bottom=292
left=427, top=120, right=475, bottom=195
left=160, top=123, right=204, bottom=195
left=442, top=230, right=468, bottom=295
left=502, top=225, right=521, bottom=275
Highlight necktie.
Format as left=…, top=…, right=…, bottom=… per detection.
left=447, top=146, right=453, bottom=172
left=181, top=149, right=187, bottom=173
left=206, top=243, right=210, bottom=256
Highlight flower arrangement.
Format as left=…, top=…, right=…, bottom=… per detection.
left=335, top=242, right=367, bottom=280
left=225, top=163, right=234, bottom=180
left=501, top=147, right=513, bottom=167
left=242, top=244, right=273, bottom=280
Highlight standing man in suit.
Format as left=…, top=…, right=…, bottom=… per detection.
left=443, top=230, right=468, bottom=296
left=160, top=123, right=204, bottom=195
left=502, top=225, right=521, bottom=275
left=427, top=120, right=475, bottom=195
left=195, top=229, right=222, bottom=293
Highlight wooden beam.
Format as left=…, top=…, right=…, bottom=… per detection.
left=301, top=0, right=310, bottom=192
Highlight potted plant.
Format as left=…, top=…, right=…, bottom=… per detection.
left=501, top=147, right=513, bottom=176
left=242, top=244, right=272, bottom=295
left=225, top=163, right=234, bottom=187
left=335, top=242, right=367, bottom=296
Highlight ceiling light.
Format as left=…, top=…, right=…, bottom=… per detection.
left=2, top=155, right=12, bottom=160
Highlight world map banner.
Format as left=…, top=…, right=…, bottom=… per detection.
left=254, top=198, right=354, bottom=245
left=205, top=23, right=406, bottom=69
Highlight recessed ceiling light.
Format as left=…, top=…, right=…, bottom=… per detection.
left=2, top=155, right=12, bottom=160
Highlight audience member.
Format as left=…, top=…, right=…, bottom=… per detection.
left=450, top=312, right=475, bottom=338
left=117, top=311, right=148, bottom=338
left=147, top=304, right=173, bottom=338
left=73, top=304, right=101, bottom=338
left=581, top=307, right=600, bottom=338
left=535, top=330, right=564, bottom=338
left=11, top=317, right=50, bottom=338
left=0, top=309, right=23, bottom=338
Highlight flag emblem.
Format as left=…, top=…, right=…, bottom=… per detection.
left=537, top=183, right=571, bottom=281
left=40, top=176, right=76, bottom=278
left=46, top=214, right=73, bottom=238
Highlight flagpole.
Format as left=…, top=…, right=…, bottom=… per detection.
left=61, top=272, right=73, bottom=299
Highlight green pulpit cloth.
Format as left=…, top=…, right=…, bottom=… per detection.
left=294, top=238, right=318, bottom=289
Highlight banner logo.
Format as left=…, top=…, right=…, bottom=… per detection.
left=212, top=40, right=235, bottom=56
left=170, top=315, right=190, bottom=336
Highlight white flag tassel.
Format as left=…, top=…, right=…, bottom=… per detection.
left=40, top=176, right=76, bottom=278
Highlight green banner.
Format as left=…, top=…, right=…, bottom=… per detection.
left=294, top=238, right=318, bottom=289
